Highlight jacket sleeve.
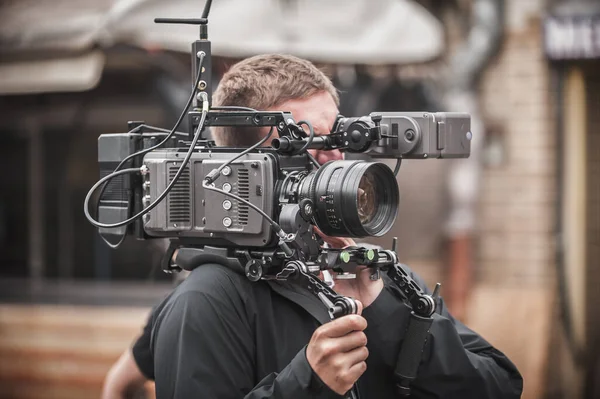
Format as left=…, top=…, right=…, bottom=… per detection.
left=151, top=267, right=342, bottom=399
left=362, top=267, right=523, bottom=399
left=131, top=307, right=156, bottom=380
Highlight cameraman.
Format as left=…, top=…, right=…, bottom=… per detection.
left=137, top=54, right=523, bottom=398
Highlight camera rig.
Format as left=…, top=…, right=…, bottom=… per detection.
left=83, top=1, right=472, bottom=397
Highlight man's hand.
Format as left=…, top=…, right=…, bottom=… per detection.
left=314, top=227, right=384, bottom=308
left=306, top=302, right=368, bottom=395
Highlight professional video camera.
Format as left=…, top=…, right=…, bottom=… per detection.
left=83, top=1, right=472, bottom=396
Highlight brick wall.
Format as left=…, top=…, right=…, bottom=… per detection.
left=477, top=0, right=556, bottom=287
left=468, top=1, right=558, bottom=397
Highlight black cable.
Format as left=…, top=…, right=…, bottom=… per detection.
left=94, top=54, right=205, bottom=247
left=202, top=181, right=278, bottom=228
left=96, top=53, right=205, bottom=207
left=104, top=226, right=128, bottom=249
left=97, top=123, right=177, bottom=248
left=201, top=179, right=293, bottom=260
left=84, top=168, right=141, bottom=226
left=205, top=127, right=275, bottom=184
left=307, top=152, right=321, bottom=169
left=393, top=158, right=402, bottom=177
left=84, top=97, right=209, bottom=229
left=112, top=53, right=205, bottom=173
left=296, top=120, right=315, bottom=154
left=200, top=124, right=290, bottom=249
left=211, top=106, right=257, bottom=111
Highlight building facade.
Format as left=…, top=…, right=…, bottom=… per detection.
left=466, top=0, right=600, bottom=397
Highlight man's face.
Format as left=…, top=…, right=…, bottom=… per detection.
left=264, top=91, right=343, bottom=165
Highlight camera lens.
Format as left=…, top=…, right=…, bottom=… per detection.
left=357, top=172, right=377, bottom=225
left=298, top=160, right=399, bottom=237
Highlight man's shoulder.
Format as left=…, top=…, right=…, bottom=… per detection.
left=163, top=262, right=264, bottom=307
left=152, top=263, right=259, bottom=327
left=149, top=264, right=260, bottom=356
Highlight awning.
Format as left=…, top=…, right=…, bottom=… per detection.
left=0, top=0, right=444, bottom=94
left=0, top=51, right=105, bottom=95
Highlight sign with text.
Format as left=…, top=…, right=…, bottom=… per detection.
left=544, top=14, right=600, bottom=60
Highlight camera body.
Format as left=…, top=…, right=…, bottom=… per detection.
left=142, top=148, right=291, bottom=247
left=96, top=112, right=471, bottom=249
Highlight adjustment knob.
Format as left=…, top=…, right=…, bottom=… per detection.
left=332, top=297, right=359, bottom=318
left=298, top=199, right=314, bottom=221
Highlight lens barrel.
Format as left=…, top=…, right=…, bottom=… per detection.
left=298, top=160, right=399, bottom=237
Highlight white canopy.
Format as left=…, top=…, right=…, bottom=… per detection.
left=0, top=0, right=444, bottom=94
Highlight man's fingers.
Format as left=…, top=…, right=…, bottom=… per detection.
left=345, top=360, right=368, bottom=383
left=333, top=330, right=368, bottom=353
left=322, top=315, right=367, bottom=338
left=343, top=345, right=369, bottom=365
left=313, top=227, right=355, bottom=248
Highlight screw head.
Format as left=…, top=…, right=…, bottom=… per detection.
left=245, top=261, right=263, bottom=282
left=222, top=183, right=232, bottom=192
left=223, top=217, right=232, bottom=227
left=304, top=203, right=312, bottom=215
left=222, top=200, right=232, bottom=210
left=222, top=166, right=232, bottom=176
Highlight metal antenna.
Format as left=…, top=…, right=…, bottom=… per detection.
left=201, top=0, right=213, bottom=19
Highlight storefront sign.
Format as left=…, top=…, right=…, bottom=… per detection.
left=544, top=14, right=600, bottom=60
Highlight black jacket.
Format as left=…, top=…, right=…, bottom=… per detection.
left=148, top=263, right=523, bottom=398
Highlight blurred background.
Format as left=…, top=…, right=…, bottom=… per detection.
left=0, top=0, right=598, bottom=398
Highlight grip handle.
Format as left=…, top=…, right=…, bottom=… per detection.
left=395, top=312, right=433, bottom=396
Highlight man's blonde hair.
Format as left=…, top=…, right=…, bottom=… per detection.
left=211, top=54, right=339, bottom=146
